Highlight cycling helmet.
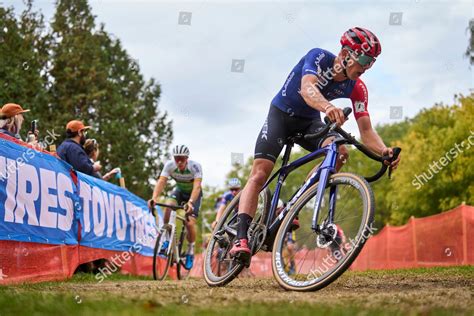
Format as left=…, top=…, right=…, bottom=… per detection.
left=227, top=178, right=241, bottom=189
left=173, top=145, right=190, bottom=157
left=340, top=27, right=381, bottom=58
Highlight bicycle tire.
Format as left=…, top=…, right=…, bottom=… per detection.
left=204, top=188, right=271, bottom=287
left=152, top=226, right=174, bottom=281
left=272, top=172, right=374, bottom=291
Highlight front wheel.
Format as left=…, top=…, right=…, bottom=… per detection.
left=272, top=173, right=375, bottom=291
left=153, top=226, right=174, bottom=281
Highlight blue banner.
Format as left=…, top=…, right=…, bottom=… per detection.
left=77, top=172, right=162, bottom=256
left=0, top=137, right=162, bottom=257
left=0, top=138, right=78, bottom=245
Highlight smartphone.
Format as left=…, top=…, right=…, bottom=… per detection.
left=30, top=120, right=37, bottom=134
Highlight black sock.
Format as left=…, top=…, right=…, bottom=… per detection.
left=236, top=213, right=253, bottom=240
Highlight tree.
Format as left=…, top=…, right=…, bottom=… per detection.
left=0, top=1, right=50, bottom=121
left=48, top=0, right=172, bottom=195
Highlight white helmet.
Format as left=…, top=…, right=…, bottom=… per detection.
left=173, top=145, right=190, bottom=157
left=227, top=178, right=241, bottom=189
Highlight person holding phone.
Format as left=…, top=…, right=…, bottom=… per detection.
left=83, top=138, right=120, bottom=181
left=0, top=103, right=38, bottom=145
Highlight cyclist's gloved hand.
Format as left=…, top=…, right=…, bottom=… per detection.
left=325, top=105, right=347, bottom=127
left=184, top=200, right=195, bottom=214
left=147, top=199, right=156, bottom=211
left=382, top=147, right=401, bottom=170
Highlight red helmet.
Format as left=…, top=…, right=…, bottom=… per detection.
left=340, top=27, right=381, bottom=58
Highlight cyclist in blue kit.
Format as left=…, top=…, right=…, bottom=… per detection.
left=230, top=27, right=402, bottom=265
left=212, top=178, right=242, bottom=229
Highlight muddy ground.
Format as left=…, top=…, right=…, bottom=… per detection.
left=27, top=267, right=473, bottom=314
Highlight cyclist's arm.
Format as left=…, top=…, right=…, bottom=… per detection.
left=300, top=74, right=332, bottom=112
left=189, top=178, right=202, bottom=205
left=152, top=176, right=168, bottom=202
left=350, top=79, right=387, bottom=155
left=301, top=75, right=346, bottom=125
left=357, top=117, right=387, bottom=155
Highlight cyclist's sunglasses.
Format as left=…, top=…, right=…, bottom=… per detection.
left=346, top=47, right=376, bottom=68
left=174, top=156, right=188, bottom=162
left=230, top=188, right=240, bottom=192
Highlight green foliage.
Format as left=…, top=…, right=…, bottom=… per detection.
left=0, top=0, right=172, bottom=197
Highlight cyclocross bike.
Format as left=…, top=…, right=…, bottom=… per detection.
left=203, top=107, right=401, bottom=291
left=150, top=202, right=192, bottom=280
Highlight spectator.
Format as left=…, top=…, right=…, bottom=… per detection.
left=0, top=103, right=37, bottom=145
left=83, top=138, right=120, bottom=181
left=57, top=120, right=102, bottom=177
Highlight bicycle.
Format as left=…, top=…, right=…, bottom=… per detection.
left=203, top=107, right=401, bottom=291
left=150, top=202, right=193, bottom=280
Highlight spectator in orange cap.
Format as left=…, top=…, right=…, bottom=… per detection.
left=57, top=120, right=102, bottom=177
left=0, top=103, right=36, bottom=143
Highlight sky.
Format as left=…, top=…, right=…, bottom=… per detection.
left=6, top=0, right=473, bottom=188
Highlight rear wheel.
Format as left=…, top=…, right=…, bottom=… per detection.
left=272, top=173, right=374, bottom=291
left=153, top=226, right=174, bottom=281
left=204, top=188, right=271, bottom=287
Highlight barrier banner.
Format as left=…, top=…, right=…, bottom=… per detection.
left=0, top=135, right=165, bottom=284
left=76, top=172, right=162, bottom=256
left=0, top=138, right=78, bottom=245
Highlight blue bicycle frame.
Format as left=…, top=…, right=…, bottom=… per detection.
left=261, top=139, right=340, bottom=238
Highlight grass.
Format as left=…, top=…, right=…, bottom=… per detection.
left=0, top=266, right=472, bottom=316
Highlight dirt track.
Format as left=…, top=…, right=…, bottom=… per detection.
left=41, top=269, right=473, bottom=313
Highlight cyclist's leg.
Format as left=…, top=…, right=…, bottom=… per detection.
left=184, top=190, right=201, bottom=244
left=232, top=106, right=289, bottom=261
left=164, top=188, right=181, bottom=223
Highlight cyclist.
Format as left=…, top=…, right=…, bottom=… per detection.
left=148, top=145, right=203, bottom=270
left=230, top=27, right=401, bottom=265
left=212, top=178, right=242, bottom=229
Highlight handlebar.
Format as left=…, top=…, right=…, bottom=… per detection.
left=303, top=107, right=402, bottom=182
left=148, top=201, right=191, bottom=222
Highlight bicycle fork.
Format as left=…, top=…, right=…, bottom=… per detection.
left=311, top=146, right=338, bottom=232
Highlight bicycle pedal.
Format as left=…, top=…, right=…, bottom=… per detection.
left=231, top=252, right=251, bottom=268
